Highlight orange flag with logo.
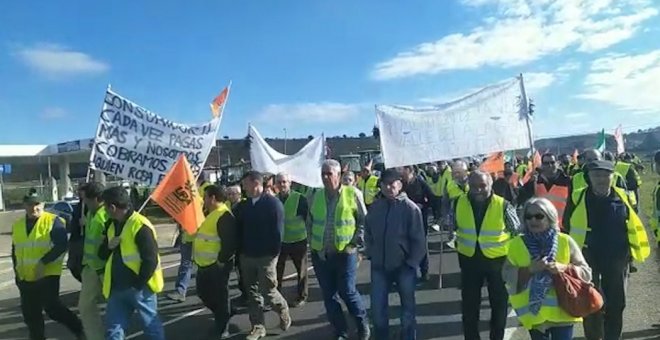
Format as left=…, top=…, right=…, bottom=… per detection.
left=479, top=152, right=505, bottom=175
left=210, top=85, right=230, bottom=118
left=151, top=154, right=205, bottom=235
left=522, top=150, right=542, bottom=184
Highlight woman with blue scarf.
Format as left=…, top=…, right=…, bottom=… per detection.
left=502, top=197, right=592, bottom=339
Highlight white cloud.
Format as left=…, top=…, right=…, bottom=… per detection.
left=40, top=107, right=68, bottom=120
left=564, top=112, right=587, bottom=119
left=14, top=43, right=109, bottom=78
left=556, top=60, right=581, bottom=72
left=257, top=102, right=365, bottom=123
left=525, top=72, right=556, bottom=90
left=578, top=50, right=660, bottom=114
left=372, top=0, right=657, bottom=80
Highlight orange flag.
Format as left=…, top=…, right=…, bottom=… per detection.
left=479, top=152, right=504, bottom=175
left=151, top=154, right=205, bottom=235
left=522, top=150, right=542, bottom=184
left=210, top=86, right=230, bottom=118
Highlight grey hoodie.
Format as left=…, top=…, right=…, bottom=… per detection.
left=365, top=192, right=427, bottom=272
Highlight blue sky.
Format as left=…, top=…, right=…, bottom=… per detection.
left=1, top=0, right=659, bottom=145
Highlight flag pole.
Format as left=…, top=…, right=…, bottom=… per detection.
left=519, top=73, right=535, bottom=156
left=211, top=81, right=232, bottom=183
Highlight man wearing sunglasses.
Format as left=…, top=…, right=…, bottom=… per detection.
left=454, top=171, right=520, bottom=340
left=563, top=160, right=650, bottom=340
left=518, top=153, right=571, bottom=230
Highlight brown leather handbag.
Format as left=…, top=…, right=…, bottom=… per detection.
left=552, top=266, right=603, bottom=317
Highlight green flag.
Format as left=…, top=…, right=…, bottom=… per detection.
left=595, top=128, right=606, bottom=152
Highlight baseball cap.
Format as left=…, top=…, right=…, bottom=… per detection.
left=586, top=160, right=614, bottom=172
left=380, top=168, right=402, bottom=184
left=23, top=191, right=44, bottom=204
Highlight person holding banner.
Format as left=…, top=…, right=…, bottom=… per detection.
left=98, top=187, right=165, bottom=340
left=194, top=184, right=238, bottom=339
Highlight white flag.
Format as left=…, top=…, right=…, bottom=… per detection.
left=248, top=125, right=326, bottom=188
left=614, top=125, right=625, bottom=155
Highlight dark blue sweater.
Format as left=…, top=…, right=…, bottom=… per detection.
left=235, top=193, right=284, bottom=257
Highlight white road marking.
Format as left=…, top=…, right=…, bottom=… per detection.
left=126, top=266, right=314, bottom=339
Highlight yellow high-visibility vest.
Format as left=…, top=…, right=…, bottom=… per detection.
left=507, top=233, right=581, bottom=329
left=446, top=179, right=469, bottom=200
left=102, top=212, right=164, bottom=298
left=455, top=194, right=510, bottom=258
left=357, top=175, right=379, bottom=205
left=193, top=204, right=231, bottom=267
left=425, top=175, right=443, bottom=197
left=282, top=191, right=307, bottom=243
left=12, top=212, right=65, bottom=282
left=568, top=187, right=650, bottom=263
left=83, top=205, right=110, bottom=271
left=310, top=186, right=357, bottom=252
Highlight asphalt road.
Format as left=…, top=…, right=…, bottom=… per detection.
left=0, top=212, right=658, bottom=339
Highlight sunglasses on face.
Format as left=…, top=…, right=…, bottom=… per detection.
left=542, top=161, right=555, bottom=165
left=525, top=213, right=545, bottom=220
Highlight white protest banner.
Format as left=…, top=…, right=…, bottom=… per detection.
left=89, top=89, right=221, bottom=187
left=375, top=76, right=530, bottom=168
left=249, top=125, right=325, bottom=188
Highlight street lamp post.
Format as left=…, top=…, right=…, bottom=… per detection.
left=283, top=128, right=288, bottom=154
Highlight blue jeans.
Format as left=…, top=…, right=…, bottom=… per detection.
left=105, top=287, right=165, bottom=340
left=175, top=242, right=193, bottom=295
left=311, top=251, right=369, bottom=338
left=371, top=265, right=417, bottom=340
left=529, top=325, right=574, bottom=340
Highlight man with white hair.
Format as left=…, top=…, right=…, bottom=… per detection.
left=308, top=159, right=370, bottom=340
left=442, top=160, right=471, bottom=248
left=274, top=172, right=310, bottom=307
left=454, top=171, right=520, bottom=340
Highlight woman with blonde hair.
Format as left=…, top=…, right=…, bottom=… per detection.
left=502, top=197, right=592, bottom=339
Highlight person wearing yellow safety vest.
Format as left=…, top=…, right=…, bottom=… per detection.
left=615, top=152, right=642, bottom=212
left=12, top=192, right=84, bottom=340
left=166, top=181, right=212, bottom=303
left=194, top=184, right=238, bottom=339
left=451, top=171, right=520, bottom=340
left=274, top=172, right=310, bottom=307
left=442, top=160, right=471, bottom=249
left=98, top=186, right=165, bottom=340
left=78, top=182, right=110, bottom=340
left=357, top=166, right=379, bottom=208
left=516, top=157, right=529, bottom=179
left=502, top=197, right=592, bottom=339
left=563, top=160, right=650, bottom=340
left=424, top=165, right=445, bottom=220
left=569, top=149, right=628, bottom=196
left=652, top=151, right=660, bottom=248
left=308, top=159, right=370, bottom=340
